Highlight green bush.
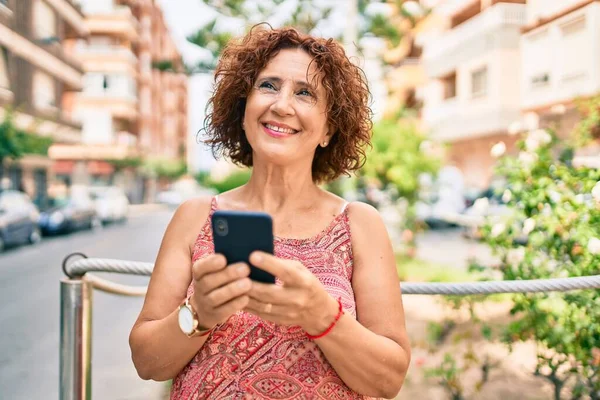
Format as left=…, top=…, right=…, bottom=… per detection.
left=465, top=98, right=600, bottom=399
left=197, top=169, right=252, bottom=194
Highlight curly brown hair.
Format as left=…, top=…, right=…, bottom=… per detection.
left=202, top=25, right=373, bottom=183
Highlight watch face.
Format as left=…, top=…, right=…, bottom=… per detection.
left=178, top=305, right=194, bottom=334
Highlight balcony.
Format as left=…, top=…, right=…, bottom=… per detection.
left=524, top=0, right=587, bottom=27
left=85, top=6, right=139, bottom=42
left=0, top=0, right=12, bottom=26
left=387, top=58, right=426, bottom=93
left=0, top=107, right=81, bottom=144
left=521, top=2, right=600, bottom=111
left=0, top=26, right=83, bottom=89
left=44, top=0, right=89, bottom=37
left=48, top=143, right=139, bottom=161
left=422, top=98, right=521, bottom=141
left=422, top=3, right=526, bottom=78
left=76, top=45, right=138, bottom=76
left=77, top=91, right=139, bottom=122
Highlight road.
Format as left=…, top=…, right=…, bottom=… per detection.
left=0, top=207, right=176, bottom=400
left=0, top=204, right=495, bottom=400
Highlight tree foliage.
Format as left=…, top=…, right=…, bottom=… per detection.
left=361, top=119, right=439, bottom=203
left=0, top=111, right=54, bottom=177
left=429, top=98, right=600, bottom=399
left=187, top=0, right=427, bottom=72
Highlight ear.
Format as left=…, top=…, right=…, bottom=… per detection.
left=325, top=123, right=336, bottom=142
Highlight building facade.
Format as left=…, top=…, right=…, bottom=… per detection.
left=0, top=0, right=87, bottom=208
left=520, top=0, right=600, bottom=138
left=49, top=0, right=188, bottom=203
left=412, top=0, right=600, bottom=189
left=419, top=0, right=527, bottom=189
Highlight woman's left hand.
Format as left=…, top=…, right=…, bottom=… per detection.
left=244, top=251, right=339, bottom=336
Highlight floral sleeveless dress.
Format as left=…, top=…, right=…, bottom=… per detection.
left=170, top=197, right=377, bottom=400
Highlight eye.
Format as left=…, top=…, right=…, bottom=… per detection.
left=258, top=81, right=276, bottom=91
left=297, top=89, right=313, bottom=97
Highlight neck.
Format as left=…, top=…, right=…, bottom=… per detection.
left=238, top=159, right=319, bottom=214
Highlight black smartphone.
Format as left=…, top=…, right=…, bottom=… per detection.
left=211, top=210, right=276, bottom=284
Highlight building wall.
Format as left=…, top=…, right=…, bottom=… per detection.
left=0, top=0, right=85, bottom=207
left=447, top=133, right=519, bottom=189
left=521, top=2, right=600, bottom=111
left=525, top=0, right=587, bottom=23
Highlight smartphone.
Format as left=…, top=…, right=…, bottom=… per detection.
left=211, top=210, right=276, bottom=284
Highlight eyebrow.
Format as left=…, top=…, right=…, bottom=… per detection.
left=256, top=76, right=315, bottom=89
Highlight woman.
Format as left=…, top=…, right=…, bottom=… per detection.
left=130, top=26, right=411, bottom=399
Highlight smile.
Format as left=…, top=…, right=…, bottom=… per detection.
left=261, top=122, right=300, bottom=138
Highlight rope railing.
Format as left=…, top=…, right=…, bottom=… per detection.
left=65, top=257, right=600, bottom=296
left=59, top=254, right=600, bottom=400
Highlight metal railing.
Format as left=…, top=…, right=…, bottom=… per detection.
left=59, top=253, right=600, bottom=400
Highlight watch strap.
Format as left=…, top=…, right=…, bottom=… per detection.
left=183, top=297, right=215, bottom=338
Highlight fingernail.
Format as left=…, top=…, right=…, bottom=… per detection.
left=251, top=253, right=262, bottom=263
left=237, top=264, right=247, bottom=274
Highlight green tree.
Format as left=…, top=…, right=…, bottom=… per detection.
left=358, top=119, right=439, bottom=256
left=186, top=0, right=428, bottom=72
left=143, top=158, right=187, bottom=180
left=0, top=111, right=53, bottom=181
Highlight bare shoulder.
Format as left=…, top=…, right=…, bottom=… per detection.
left=345, top=201, right=394, bottom=270
left=168, top=195, right=214, bottom=250
left=174, top=195, right=213, bottom=221
left=346, top=202, right=387, bottom=239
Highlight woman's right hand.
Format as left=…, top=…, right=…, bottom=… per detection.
left=190, top=254, right=252, bottom=329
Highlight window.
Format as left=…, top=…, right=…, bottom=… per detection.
left=471, top=67, right=487, bottom=98
left=525, top=28, right=551, bottom=90
left=531, top=72, right=550, bottom=88
left=0, top=47, right=9, bottom=89
left=33, top=0, right=57, bottom=40
left=442, top=72, right=456, bottom=100
left=560, top=16, right=587, bottom=82
left=33, top=71, right=56, bottom=111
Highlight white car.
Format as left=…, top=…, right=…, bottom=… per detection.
left=415, top=167, right=466, bottom=228
left=90, top=186, right=129, bottom=224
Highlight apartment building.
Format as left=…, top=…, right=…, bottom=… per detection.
left=48, top=0, right=188, bottom=203
left=521, top=0, right=600, bottom=138
left=0, top=0, right=87, bottom=208
left=418, top=0, right=526, bottom=189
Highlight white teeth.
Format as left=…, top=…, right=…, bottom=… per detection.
left=265, top=123, right=296, bottom=134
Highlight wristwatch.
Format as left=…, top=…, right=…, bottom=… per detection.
left=178, top=297, right=214, bottom=338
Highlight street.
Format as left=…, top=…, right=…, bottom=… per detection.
left=0, top=207, right=175, bottom=400
left=0, top=204, right=495, bottom=400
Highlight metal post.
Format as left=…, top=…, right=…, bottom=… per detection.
left=60, top=278, right=93, bottom=400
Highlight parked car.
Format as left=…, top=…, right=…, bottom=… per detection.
left=156, top=177, right=217, bottom=207
left=0, top=190, right=42, bottom=252
left=39, top=185, right=101, bottom=235
left=89, top=186, right=129, bottom=224
left=415, top=166, right=466, bottom=229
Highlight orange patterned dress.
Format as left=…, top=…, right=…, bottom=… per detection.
left=170, top=197, right=377, bottom=400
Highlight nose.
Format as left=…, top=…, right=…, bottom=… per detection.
left=270, top=91, right=295, bottom=117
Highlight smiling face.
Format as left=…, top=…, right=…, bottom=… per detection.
left=242, top=48, right=332, bottom=169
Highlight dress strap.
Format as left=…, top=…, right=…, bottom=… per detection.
left=339, top=201, right=350, bottom=214
left=210, top=195, right=219, bottom=214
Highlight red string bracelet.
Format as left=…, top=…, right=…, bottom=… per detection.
left=306, top=297, right=344, bottom=340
